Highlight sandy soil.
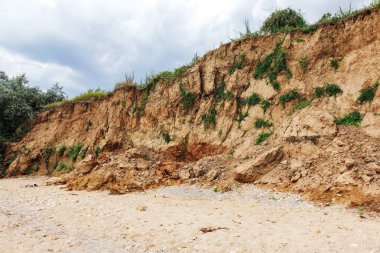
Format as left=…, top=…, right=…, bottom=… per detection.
left=1, top=177, right=380, bottom=253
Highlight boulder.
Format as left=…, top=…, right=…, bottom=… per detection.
left=46, top=177, right=66, bottom=186
left=234, top=147, right=284, bottom=183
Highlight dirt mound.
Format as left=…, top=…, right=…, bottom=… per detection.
left=3, top=8, right=380, bottom=211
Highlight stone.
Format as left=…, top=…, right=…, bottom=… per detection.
left=206, top=169, right=220, bottom=181
left=46, top=177, right=66, bottom=186
left=344, top=158, right=356, bottom=169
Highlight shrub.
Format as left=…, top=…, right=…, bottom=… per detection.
left=255, top=119, right=272, bottom=129
left=237, top=111, right=249, bottom=126
left=247, top=93, right=261, bottom=106
left=179, top=83, right=196, bottom=111
left=79, top=148, right=87, bottom=159
left=229, top=54, right=245, bottom=75
left=256, top=132, right=273, bottom=145
left=56, top=162, right=72, bottom=173
left=254, top=44, right=292, bottom=91
left=42, top=147, right=56, bottom=163
left=260, top=8, right=307, bottom=34
left=57, top=145, right=66, bottom=157
left=162, top=132, right=171, bottom=144
left=279, top=90, right=301, bottom=106
left=261, top=100, right=271, bottom=113
left=314, top=87, right=325, bottom=98
left=291, top=100, right=313, bottom=114
left=93, top=146, right=101, bottom=158
left=298, top=57, right=310, bottom=74
left=357, top=81, right=379, bottom=104
left=68, top=143, right=83, bottom=162
left=330, top=58, right=342, bottom=71
left=294, top=37, right=305, bottom=43
left=370, top=0, right=380, bottom=9
left=215, top=80, right=233, bottom=103
left=202, top=107, right=217, bottom=128
left=325, top=83, right=343, bottom=97
left=336, top=111, right=363, bottom=126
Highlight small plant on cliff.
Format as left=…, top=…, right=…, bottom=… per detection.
left=79, top=148, right=88, bottom=159
left=279, top=90, right=301, bottom=107
left=357, top=81, right=379, bottom=104
left=247, top=93, right=261, bottom=106
left=162, top=132, right=171, bottom=144
left=260, top=8, right=307, bottom=34
left=93, top=146, right=101, bottom=158
left=254, top=43, right=292, bottom=91
left=330, top=58, right=342, bottom=71
left=179, top=82, right=196, bottom=111
left=256, top=132, right=273, bottom=145
left=325, top=83, right=343, bottom=97
left=261, top=100, right=271, bottom=114
left=56, top=162, right=72, bottom=173
left=215, top=80, right=233, bottom=103
left=236, top=111, right=249, bottom=127
left=57, top=145, right=66, bottom=157
left=314, top=86, right=325, bottom=98
left=291, top=99, right=313, bottom=114
left=68, top=143, right=83, bottom=162
left=229, top=54, right=245, bottom=75
left=254, top=119, right=272, bottom=129
left=202, top=106, right=217, bottom=129
left=336, top=111, right=363, bottom=126
left=42, top=147, right=56, bottom=163
left=298, top=57, right=310, bottom=74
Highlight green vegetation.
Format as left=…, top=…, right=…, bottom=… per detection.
left=261, top=100, right=272, bottom=114
left=279, top=90, right=301, bottom=106
left=229, top=54, right=245, bottom=75
left=215, top=80, right=233, bottom=103
left=79, top=148, right=87, bottom=159
left=298, top=57, right=310, bottom=74
left=202, top=106, right=217, bottom=129
left=325, top=83, right=343, bottom=97
left=256, top=132, right=273, bottom=145
left=236, top=111, right=249, bottom=126
left=254, top=43, right=292, bottom=91
left=336, top=111, right=363, bottom=126
left=68, top=143, right=83, bottom=162
left=291, top=99, right=313, bottom=114
left=162, top=132, right=171, bottom=144
left=179, top=83, right=196, bottom=111
left=357, top=81, right=379, bottom=104
left=330, top=58, right=342, bottom=71
left=294, top=37, right=305, bottom=43
left=42, top=147, right=56, bottom=163
left=46, top=88, right=109, bottom=109
left=93, top=146, right=101, bottom=158
left=56, top=162, right=72, bottom=173
left=314, top=87, right=325, bottom=98
left=57, top=145, right=66, bottom=157
left=255, top=119, right=272, bottom=129
left=247, top=93, right=261, bottom=106
left=260, top=8, right=307, bottom=34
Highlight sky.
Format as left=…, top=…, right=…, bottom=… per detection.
left=0, top=0, right=373, bottom=97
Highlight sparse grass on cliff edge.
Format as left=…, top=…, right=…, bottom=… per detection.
left=46, top=89, right=110, bottom=109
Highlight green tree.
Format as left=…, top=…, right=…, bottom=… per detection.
left=260, top=8, right=307, bottom=34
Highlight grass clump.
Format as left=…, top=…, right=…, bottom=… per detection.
left=260, top=8, right=307, bottom=34
left=298, top=57, right=310, bottom=74
left=291, top=99, right=313, bottom=114
left=357, top=81, right=379, bottom=104
left=254, top=43, right=292, bottom=91
left=247, top=93, right=261, bottom=106
left=202, top=107, right=217, bottom=129
left=314, top=87, right=325, bottom=98
left=229, top=54, right=245, bottom=75
left=236, top=111, right=249, bottom=127
left=42, top=147, right=56, bottom=163
left=336, top=111, right=363, bottom=126
left=325, top=83, right=343, bottom=97
left=215, top=80, right=233, bottom=103
left=93, top=146, right=101, bottom=158
left=162, top=132, right=171, bottom=144
left=68, top=143, right=83, bottom=162
left=261, top=100, right=271, bottom=114
left=330, top=58, right=343, bottom=71
left=255, top=119, right=272, bottom=129
left=79, top=148, right=87, bottom=159
left=46, top=89, right=110, bottom=109
left=56, top=162, right=72, bottom=173
left=279, top=90, right=301, bottom=106
left=294, top=37, right=305, bottom=43
left=256, top=132, right=273, bottom=145
left=179, top=83, right=196, bottom=111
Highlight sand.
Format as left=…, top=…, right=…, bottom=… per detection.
left=1, top=177, right=380, bottom=253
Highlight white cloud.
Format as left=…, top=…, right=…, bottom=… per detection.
left=0, top=0, right=373, bottom=97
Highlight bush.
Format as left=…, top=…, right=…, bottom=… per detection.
left=79, top=148, right=87, bottom=159
left=256, top=132, right=273, bottom=145
left=279, top=90, right=301, bottom=106
left=357, top=81, right=379, bottom=104
left=336, top=111, right=363, bottom=126
left=179, top=83, right=196, bottom=111
left=57, top=145, right=66, bottom=157
left=215, top=80, right=233, bottom=103
left=236, top=111, right=249, bottom=126
left=56, top=162, right=72, bottom=173
left=42, top=147, right=56, bottom=163
left=261, top=100, right=272, bottom=114
left=291, top=100, right=313, bottom=114
left=93, top=146, right=101, bottom=158
left=260, top=8, right=307, bottom=34
left=254, top=44, right=292, bottom=91
left=325, top=83, right=343, bottom=97
left=255, top=119, right=272, bottom=129
left=330, top=58, right=342, bottom=71
left=299, top=57, right=310, bottom=74
left=314, top=87, right=325, bottom=98
left=229, top=54, right=245, bottom=75
left=162, top=132, right=171, bottom=144
left=68, top=143, right=83, bottom=162
left=202, top=107, right=217, bottom=128
left=247, top=93, right=261, bottom=106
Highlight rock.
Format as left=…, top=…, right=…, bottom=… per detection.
left=75, top=155, right=98, bottom=175
left=46, top=177, right=66, bottom=186
left=361, top=175, right=373, bottom=183
left=125, top=148, right=142, bottom=158
left=234, top=147, right=284, bottom=183
left=206, top=169, right=220, bottom=181
left=137, top=206, right=147, bottom=211
left=136, top=161, right=150, bottom=170
left=367, top=163, right=380, bottom=174
left=344, top=158, right=356, bottom=169
left=179, top=169, right=193, bottom=180
left=335, top=172, right=357, bottom=186
left=291, top=172, right=301, bottom=183
left=290, top=159, right=303, bottom=171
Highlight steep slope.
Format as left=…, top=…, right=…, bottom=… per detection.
left=4, top=8, right=380, bottom=210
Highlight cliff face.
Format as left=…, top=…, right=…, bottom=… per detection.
left=5, top=9, right=380, bottom=209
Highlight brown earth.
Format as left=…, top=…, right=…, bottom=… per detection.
left=3, top=8, right=380, bottom=211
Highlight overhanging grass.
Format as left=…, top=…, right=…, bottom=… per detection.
left=46, top=90, right=110, bottom=109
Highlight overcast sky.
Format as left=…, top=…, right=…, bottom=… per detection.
left=0, top=0, right=373, bottom=97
